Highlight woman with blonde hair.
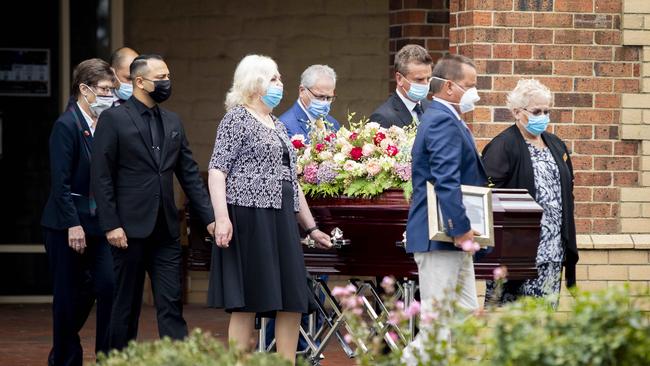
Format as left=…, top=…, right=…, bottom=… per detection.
left=483, top=79, right=578, bottom=308
left=206, top=54, right=331, bottom=364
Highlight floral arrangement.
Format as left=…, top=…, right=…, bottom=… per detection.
left=290, top=114, right=417, bottom=199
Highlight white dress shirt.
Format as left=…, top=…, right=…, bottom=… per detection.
left=396, top=89, right=422, bottom=122
left=77, top=102, right=96, bottom=136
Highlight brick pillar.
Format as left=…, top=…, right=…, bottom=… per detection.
left=389, top=0, right=451, bottom=91
left=620, top=0, right=650, bottom=231
left=449, top=0, right=643, bottom=234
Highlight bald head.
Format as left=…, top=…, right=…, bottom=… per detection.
left=110, top=47, right=139, bottom=83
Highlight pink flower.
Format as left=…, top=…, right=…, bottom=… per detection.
left=386, top=145, right=399, bottom=157
left=365, top=160, right=382, bottom=176
left=373, top=132, right=386, bottom=146
left=493, top=266, right=508, bottom=281
left=380, top=276, right=396, bottom=294
left=350, top=147, right=363, bottom=161
left=388, top=311, right=402, bottom=325
left=351, top=307, right=363, bottom=316
left=345, top=284, right=357, bottom=294
left=349, top=132, right=358, bottom=141
left=388, top=332, right=399, bottom=342
left=315, top=143, right=325, bottom=152
left=420, top=311, right=439, bottom=326
left=405, top=301, right=421, bottom=318
left=344, top=334, right=353, bottom=343
left=395, top=301, right=405, bottom=311
left=303, top=163, right=318, bottom=184
left=361, top=143, right=375, bottom=157
left=460, top=239, right=480, bottom=254
left=324, top=133, right=337, bottom=142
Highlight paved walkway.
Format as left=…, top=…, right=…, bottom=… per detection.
left=0, top=304, right=354, bottom=366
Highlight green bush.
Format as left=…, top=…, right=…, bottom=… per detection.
left=340, top=284, right=650, bottom=365
left=93, top=329, right=299, bottom=366
left=487, top=286, right=650, bottom=366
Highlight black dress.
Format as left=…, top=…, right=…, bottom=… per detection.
left=208, top=137, right=311, bottom=315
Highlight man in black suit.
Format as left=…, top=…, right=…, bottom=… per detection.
left=369, top=44, right=433, bottom=128
left=91, top=54, right=215, bottom=349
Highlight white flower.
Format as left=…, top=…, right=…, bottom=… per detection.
left=365, top=122, right=381, bottom=131
left=365, top=159, right=382, bottom=176
left=380, top=137, right=394, bottom=150
left=362, top=143, right=375, bottom=157
left=291, top=134, right=305, bottom=142
left=343, top=160, right=359, bottom=172
left=318, top=151, right=333, bottom=161
left=333, top=153, right=346, bottom=164
left=340, top=143, right=353, bottom=156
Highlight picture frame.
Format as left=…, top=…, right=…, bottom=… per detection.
left=426, top=182, right=494, bottom=247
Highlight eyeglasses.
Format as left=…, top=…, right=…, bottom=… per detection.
left=92, top=85, right=115, bottom=95
left=525, top=108, right=551, bottom=116
left=306, top=87, right=336, bottom=103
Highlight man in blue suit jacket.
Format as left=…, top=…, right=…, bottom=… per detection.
left=278, top=64, right=340, bottom=142
left=406, top=54, right=486, bottom=316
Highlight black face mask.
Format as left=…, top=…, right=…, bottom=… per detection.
left=144, top=79, right=172, bottom=103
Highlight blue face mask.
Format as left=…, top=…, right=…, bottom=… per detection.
left=261, top=85, right=283, bottom=109
left=114, top=81, right=133, bottom=100
left=406, top=81, right=429, bottom=102
left=307, top=99, right=331, bottom=118
left=525, top=113, right=550, bottom=136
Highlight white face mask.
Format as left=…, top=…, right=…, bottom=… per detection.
left=431, top=76, right=481, bottom=113
left=82, top=84, right=114, bottom=117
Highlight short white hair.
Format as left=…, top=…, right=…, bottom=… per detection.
left=506, top=79, right=553, bottom=112
left=300, top=64, right=336, bottom=89
left=225, top=54, right=279, bottom=110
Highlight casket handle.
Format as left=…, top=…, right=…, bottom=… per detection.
left=395, top=231, right=407, bottom=249
left=330, top=227, right=351, bottom=248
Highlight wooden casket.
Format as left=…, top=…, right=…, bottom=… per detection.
left=185, top=181, right=543, bottom=280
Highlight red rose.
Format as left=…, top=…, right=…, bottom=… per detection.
left=386, top=145, right=399, bottom=156
left=315, top=143, right=325, bottom=152
left=324, top=133, right=337, bottom=142
left=349, top=132, right=358, bottom=141
left=373, top=132, right=386, bottom=146
left=291, top=139, right=305, bottom=149
left=350, top=147, right=363, bottom=160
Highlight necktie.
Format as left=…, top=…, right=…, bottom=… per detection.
left=145, top=109, right=161, bottom=165
left=414, top=103, right=424, bottom=118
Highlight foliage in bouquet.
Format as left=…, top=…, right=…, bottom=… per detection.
left=291, top=113, right=416, bottom=199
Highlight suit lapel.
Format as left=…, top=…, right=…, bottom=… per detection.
left=71, top=103, right=94, bottom=160
left=293, top=103, right=311, bottom=136
left=430, top=100, right=487, bottom=178
left=159, top=109, right=172, bottom=166
left=391, top=93, right=413, bottom=126
left=124, top=100, right=158, bottom=168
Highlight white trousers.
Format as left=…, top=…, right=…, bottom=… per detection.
left=402, top=250, right=478, bottom=366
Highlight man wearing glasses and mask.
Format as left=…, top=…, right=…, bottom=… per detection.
left=279, top=64, right=340, bottom=142
left=370, top=44, right=433, bottom=128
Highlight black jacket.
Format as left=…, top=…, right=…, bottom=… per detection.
left=42, top=103, right=102, bottom=236
left=482, top=124, right=578, bottom=287
left=90, top=97, right=214, bottom=239
left=369, top=92, right=430, bottom=128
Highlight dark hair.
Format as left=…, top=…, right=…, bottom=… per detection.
left=394, top=44, right=433, bottom=76
left=130, top=54, right=164, bottom=79
left=71, top=58, right=116, bottom=98
left=109, top=47, right=138, bottom=69
left=430, top=54, right=476, bottom=93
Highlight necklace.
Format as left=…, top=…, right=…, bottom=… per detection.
left=246, top=106, right=275, bottom=129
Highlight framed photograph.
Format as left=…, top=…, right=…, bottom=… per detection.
left=426, top=182, right=494, bottom=247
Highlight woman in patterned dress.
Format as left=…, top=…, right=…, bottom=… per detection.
left=483, top=79, right=578, bottom=309
left=206, top=54, right=332, bottom=364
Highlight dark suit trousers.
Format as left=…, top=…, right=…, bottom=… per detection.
left=109, top=209, right=187, bottom=350
left=44, top=229, right=114, bottom=366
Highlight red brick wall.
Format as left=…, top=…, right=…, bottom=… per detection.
left=389, top=0, right=451, bottom=90
left=442, top=0, right=642, bottom=234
